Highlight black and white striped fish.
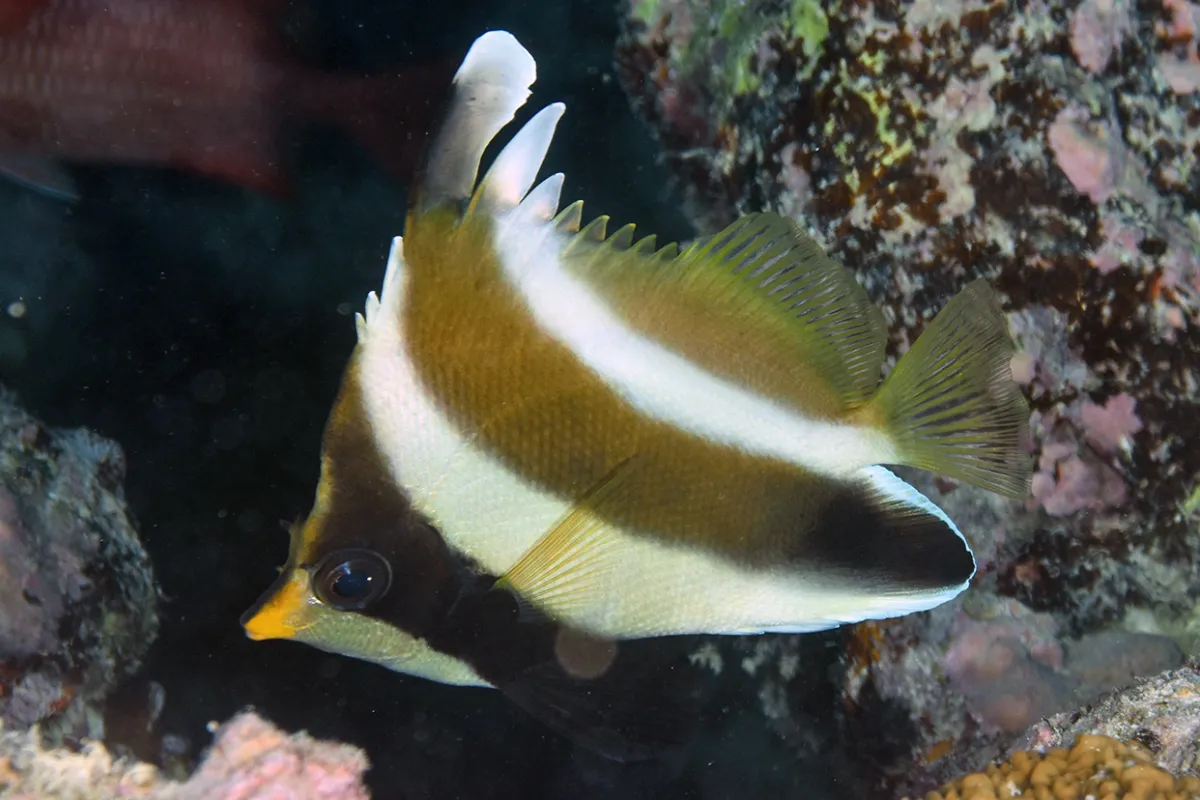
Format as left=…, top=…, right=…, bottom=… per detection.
left=241, top=30, right=1031, bottom=759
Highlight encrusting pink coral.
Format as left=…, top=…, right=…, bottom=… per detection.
left=0, top=712, right=371, bottom=799
left=942, top=605, right=1072, bottom=733
left=178, top=713, right=370, bottom=800
left=1069, top=0, right=1133, bottom=73
left=1090, top=214, right=1145, bottom=275
left=1027, top=394, right=1142, bottom=515
left=1156, top=0, right=1200, bottom=93
left=1047, top=109, right=1118, bottom=204
left=1079, top=393, right=1143, bottom=454
left=1030, top=430, right=1129, bottom=517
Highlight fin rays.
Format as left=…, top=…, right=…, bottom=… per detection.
left=556, top=212, right=889, bottom=414
left=496, top=458, right=638, bottom=621
left=472, top=103, right=565, bottom=216
left=414, top=31, right=537, bottom=214
left=675, top=213, right=889, bottom=409
left=867, top=279, right=1032, bottom=498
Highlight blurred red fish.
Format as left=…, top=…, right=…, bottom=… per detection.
left=0, top=0, right=449, bottom=199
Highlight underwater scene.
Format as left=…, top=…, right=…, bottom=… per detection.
left=0, top=0, right=1198, bottom=797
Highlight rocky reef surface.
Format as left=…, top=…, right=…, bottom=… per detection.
left=0, top=711, right=370, bottom=800
left=916, top=663, right=1200, bottom=798
left=1016, top=662, right=1200, bottom=776
left=2, top=0, right=1198, bottom=795
left=0, top=390, right=158, bottom=747
left=616, top=0, right=1200, bottom=793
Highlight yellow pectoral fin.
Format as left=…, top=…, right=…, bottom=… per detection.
left=241, top=569, right=314, bottom=641
left=496, top=457, right=639, bottom=626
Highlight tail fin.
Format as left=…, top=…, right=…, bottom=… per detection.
left=298, top=60, right=456, bottom=185
left=864, top=279, right=1031, bottom=498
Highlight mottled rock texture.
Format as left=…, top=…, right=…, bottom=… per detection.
left=0, top=711, right=369, bottom=800
left=0, top=390, right=158, bottom=744
left=916, top=731, right=1200, bottom=800
left=618, top=0, right=1200, bottom=793
left=1017, top=662, right=1200, bottom=778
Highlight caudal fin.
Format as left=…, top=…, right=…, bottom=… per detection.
left=865, top=279, right=1031, bottom=498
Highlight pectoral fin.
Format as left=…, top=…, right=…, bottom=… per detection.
left=494, top=457, right=638, bottom=623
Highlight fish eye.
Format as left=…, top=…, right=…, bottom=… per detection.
left=312, top=549, right=392, bottom=611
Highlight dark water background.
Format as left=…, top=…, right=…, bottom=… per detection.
left=0, top=1, right=856, bottom=797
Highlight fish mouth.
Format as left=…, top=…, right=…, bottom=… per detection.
left=240, top=568, right=307, bottom=641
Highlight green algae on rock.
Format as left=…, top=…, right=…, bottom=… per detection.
left=618, top=0, right=1200, bottom=794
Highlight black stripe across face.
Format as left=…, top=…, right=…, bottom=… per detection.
left=299, top=357, right=472, bottom=638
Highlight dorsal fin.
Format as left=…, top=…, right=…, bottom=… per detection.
left=412, top=31, right=537, bottom=215
left=516, top=173, right=566, bottom=223
left=554, top=200, right=585, bottom=233
left=560, top=212, right=889, bottom=412
left=470, top=103, right=565, bottom=216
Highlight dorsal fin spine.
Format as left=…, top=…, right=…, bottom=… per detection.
left=607, top=224, right=636, bottom=251
left=632, top=235, right=657, bottom=257
left=554, top=200, right=585, bottom=233
left=414, top=31, right=537, bottom=215
left=578, top=215, right=609, bottom=244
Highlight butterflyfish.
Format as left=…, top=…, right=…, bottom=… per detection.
left=241, top=30, right=1032, bottom=759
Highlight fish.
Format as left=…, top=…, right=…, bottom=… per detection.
left=0, top=0, right=449, bottom=200
left=241, top=30, right=1032, bottom=758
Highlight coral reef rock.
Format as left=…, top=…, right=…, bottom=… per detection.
left=1016, top=662, right=1200, bottom=779
left=618, top=0, right=1200, bottom=794
left=914, top=664, right=1200, bottom=798
left=0, top=389, right=158, bottom=744
left=0, top=711, right=370, bottom=799
left=917, top=733, right=1200, bottom=800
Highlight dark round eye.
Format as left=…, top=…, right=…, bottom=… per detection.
left=312, top=549, right=392, bottom=611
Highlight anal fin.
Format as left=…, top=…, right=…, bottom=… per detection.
left=0, top=152, right=79, bottom=202
left=499, top=635, right=692, bottom=762
left=493, top=458, right=976, bottom=639
left=816, top=466, right=977, bottom=603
